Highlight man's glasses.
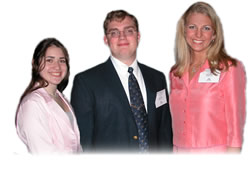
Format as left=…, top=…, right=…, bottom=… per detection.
left=107, top=27, right=137, bottom=38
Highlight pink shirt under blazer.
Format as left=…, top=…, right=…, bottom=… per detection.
left=16, top=88, right=82, bottom=154
left=169, top=60, right=246, bottom=153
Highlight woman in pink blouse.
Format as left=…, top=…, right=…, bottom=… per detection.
left=169, top=2, right=246, bottom=153
left=16, top=38, right=82, bottom=154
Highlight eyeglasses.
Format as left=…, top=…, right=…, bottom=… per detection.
left=107, top=27, right=137, bottom=38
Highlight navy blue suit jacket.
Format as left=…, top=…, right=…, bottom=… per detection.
left=71, top=58, right=173, bottom=152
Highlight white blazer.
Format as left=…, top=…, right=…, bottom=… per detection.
left=16, top=88, right=82, bottom=154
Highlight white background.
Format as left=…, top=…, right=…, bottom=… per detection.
left=0, top=0, right=249, bottom=171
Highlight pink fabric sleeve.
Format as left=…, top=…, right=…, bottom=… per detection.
left=17, top=99, right=58, bottom=154
left=223, top=62, right=246, bottom=147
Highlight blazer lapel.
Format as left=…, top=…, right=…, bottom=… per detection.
left=138, top=63, right=156, bottom=127
left=103, top=58, right=136, bottom=121
left=104, top=59, right=131, bottom=108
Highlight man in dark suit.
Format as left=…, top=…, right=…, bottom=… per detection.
left=71, top=10, right=172, bottom=152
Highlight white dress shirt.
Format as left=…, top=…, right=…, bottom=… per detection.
left=110, top=56, right=148, bottom=111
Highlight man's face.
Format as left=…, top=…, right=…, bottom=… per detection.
left=104, top=16, right=140, bottom=65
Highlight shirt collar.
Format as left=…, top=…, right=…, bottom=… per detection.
left=110, top=55, right=139, bottom=76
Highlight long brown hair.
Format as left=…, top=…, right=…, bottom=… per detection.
left=20, top=38, right=70, bottom=101
left=15, top=38, right=70, bottom=125
left=172, top=1, right=236, bottom=77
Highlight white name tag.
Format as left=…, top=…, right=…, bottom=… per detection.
left=155, top=89, right=167, bottom=108
left=198, top=69, right=221, bottom=83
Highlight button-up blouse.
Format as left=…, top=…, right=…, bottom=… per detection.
left=169, top=60, right=246, bottom=152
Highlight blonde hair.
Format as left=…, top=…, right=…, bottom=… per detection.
left=172, top=1, right=236, bottom=77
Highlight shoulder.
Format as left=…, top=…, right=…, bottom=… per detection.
left=74, top=61, right=108, bottom=80
left=235, top=60, right=245, bottom=71
left=224, top=59, right=245, bottom=74
left=22, top=89, right=44, bottom=103
left=20, top=88, right=52, bottom=109
left=169, top=70, right=177, bottom=81
left=138, top=62, right=165, bottom=77
left=17, top=89, right=50, bottom=124
left=220, top=59, right=246, bottom=83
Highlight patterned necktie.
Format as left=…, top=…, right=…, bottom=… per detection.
left=128, top=67, right=149, bottom=152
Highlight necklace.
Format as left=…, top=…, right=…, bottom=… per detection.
left=190, top=62, right=204, bottom=74
left=48, top=92, right=58, bottom=98
left=191, top=65, right=200, bottom=73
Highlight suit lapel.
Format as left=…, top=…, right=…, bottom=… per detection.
left=138, top=63, right=156, bottom=127
left=103, top=59, right=133, bottom=114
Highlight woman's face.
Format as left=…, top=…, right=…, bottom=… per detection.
left=185, top=12, right=216, bottom=56
left=39, top=46, right=67, bottom=88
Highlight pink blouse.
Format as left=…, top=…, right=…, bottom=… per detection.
left=16, top=88, right=82, bottom=154
left=169, top=60, right=246, bottom=153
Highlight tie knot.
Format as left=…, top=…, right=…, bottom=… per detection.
left=128, top=67, right=134, bottom=74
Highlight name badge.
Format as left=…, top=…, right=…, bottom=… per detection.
left=198, top=69, right=221, bottom=83
left=155, top=89, right=167, bottom=108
